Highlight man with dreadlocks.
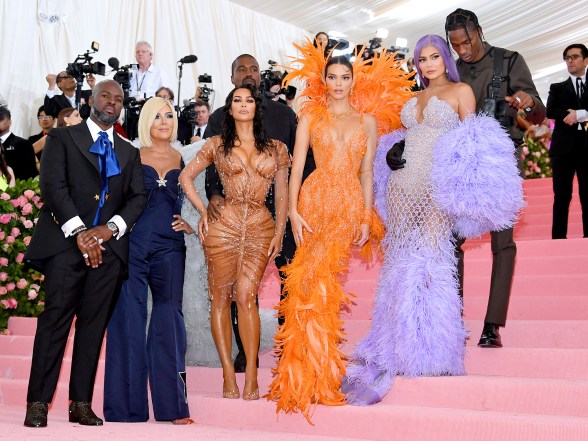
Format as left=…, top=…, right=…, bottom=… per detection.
left=445, top=8, right=545, bottom=348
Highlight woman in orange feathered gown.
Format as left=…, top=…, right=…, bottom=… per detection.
left=266, top=41, right=412, bottom=423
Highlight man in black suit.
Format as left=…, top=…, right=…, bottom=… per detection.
left=546, top=44, right=588, bottom=239
left=44, top=71, right=93, bottom=119
left=23, top=80, right=146, bottom=428
left=204, top=53, right=314, bottom=372
left=29, top=106, right=55, bottom=161
left=0, top=106, right=38, bottom=180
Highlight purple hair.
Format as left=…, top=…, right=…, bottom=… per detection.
left=413, top=35, right=460, bottom=88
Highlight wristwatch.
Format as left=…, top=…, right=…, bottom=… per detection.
left=106, top=221, right=119, bottom=236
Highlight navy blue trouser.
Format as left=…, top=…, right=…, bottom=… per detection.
left=104, top=245, right=189, bottom=422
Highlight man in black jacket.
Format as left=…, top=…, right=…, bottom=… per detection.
left=204, top=53, right=315, bottom=372
left=0, top=106, right=38, bottom=180
left=44, top=71, right=93, bottom=119
left=23, top=80, right=146, bottom=428
left=546, top=43, right=588, bottom=239
left=445, top=8, right=545, bottom=348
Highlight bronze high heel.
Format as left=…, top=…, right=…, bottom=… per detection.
left=242, top=389, right=259, bottom=401
left=223, top=387, right=240, bottom=399
left=172, top=418, right=195, bottom=425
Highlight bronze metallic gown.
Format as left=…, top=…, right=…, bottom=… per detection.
left=181, top=136, right=290, bottom=299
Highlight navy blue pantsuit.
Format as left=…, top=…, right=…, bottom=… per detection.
left=104, top=166, right=189, bottom=422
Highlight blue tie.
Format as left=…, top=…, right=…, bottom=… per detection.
left=89, top=131, right=121, bottom=225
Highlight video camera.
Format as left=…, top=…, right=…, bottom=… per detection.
left=260, top=60, right=285, bottom=98
left=66, top=41, right=105, bottom=82
left=198, top=74, right=214, bottom=104
left=108, top=57, right=138, bottom=97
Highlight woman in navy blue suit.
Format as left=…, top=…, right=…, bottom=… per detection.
left=104, top=97, right=194, bottom=424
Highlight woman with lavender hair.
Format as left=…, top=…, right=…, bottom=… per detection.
left=342, top=35, right=524, bottom=405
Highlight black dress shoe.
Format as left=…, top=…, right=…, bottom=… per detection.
left=24, top=402, right=48, bottom=427
left=233, top=351, right=259, bottom=373
left=478, top=322, right=502, bottom=348
left=69, top=402, right=103, bottom=425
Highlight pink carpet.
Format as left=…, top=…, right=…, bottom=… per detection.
left=1, top=177, right=587, bottom=440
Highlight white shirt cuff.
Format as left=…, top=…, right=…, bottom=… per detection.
left=577, top=109, right=587, bottom=123
left=62, top=216, right=84, bottom=238
left=108, top=215, right=127, bottom=240
left=46, top=90, right=55, bottom=98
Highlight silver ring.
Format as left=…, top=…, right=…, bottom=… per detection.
left=92, top=235, right=99, bottom=242
left=82, top=253, right=89, bottom=259
left=97, top=238, right=104, bottom=244
left=515, top=96, right=522, bottom=104
left=180, top=221, right=184, bottom=225
left=524, top=107, right=532, bottom=113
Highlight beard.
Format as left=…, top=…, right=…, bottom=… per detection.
left=91, top=107, right=118, bottom=126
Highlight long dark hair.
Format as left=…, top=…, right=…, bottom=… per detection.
left=220, top=84, right=272, bottom=156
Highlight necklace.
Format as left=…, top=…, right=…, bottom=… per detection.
left=330, top=108, right=353, bottom=119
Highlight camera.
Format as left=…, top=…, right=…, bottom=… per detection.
left=108, top=57, right=138, bottom=95
left=260, top=60, right=284, bottom=98
left=66, top=41, right=105, bottom=82
left=197, top=74, right=214, bottom=103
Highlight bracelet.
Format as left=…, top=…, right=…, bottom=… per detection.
left=72, top=226, right=87, bottom=237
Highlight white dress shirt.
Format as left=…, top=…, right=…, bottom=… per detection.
left=129, top=63, right=172, bottom=100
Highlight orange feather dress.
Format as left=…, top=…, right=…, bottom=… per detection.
left=265, top=40, right=413, bottom=423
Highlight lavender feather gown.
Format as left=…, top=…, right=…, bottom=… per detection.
left=343, top=96, right=467, bottom=405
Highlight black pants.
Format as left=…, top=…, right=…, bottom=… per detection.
left=27, top=248, right=123, bottom=403
left=551, top=143, right=588, bottom=239
left=455, top=227, right=516, bottom=327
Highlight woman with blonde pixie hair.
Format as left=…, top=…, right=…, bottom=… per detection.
left=104, top=96, right=195, bottom=425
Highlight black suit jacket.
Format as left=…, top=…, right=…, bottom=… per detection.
left=44, top=90, right=92, bottom=119
left=1, top=133, right=38, bottom=180
left=25, top=122, right=146, bottom=265
left=546, top=77, right=588, bottom=156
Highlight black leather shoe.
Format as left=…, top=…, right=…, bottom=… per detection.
left=233, top=351, right=259, bottom=373
left=69, top=402, right=103, bottom=425
left=24, top=401, right=48, bottom=427
left=478, top=322, right=502, bottom=348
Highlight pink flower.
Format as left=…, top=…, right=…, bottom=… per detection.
left=30, top=283, right=40, bottom=291
left=23, top=190, right=35, bottom=199
left=0, top=287, right=7, bottom=295
left=522, top=146, right=529, bottom=155
left=28, top=289, right=38, bottom=300
left=21, top=203, right=33, bottom=216
left=0, top=257, right=8, bottom=266
left=16, top=279, right=28, bottom=289
left=0, top=192, right=10, bottom=200
left=15, top=253, right=24, bottom=263
left=32, top=195, right=40, bottom=203
left=35, top=202, right=43, bottom=209
left=6, top=298, right=17, bottom=309
left=6, top=282, right=15, bottom=291
left=11, top=227, right=21, bottom=238
left=0, top=231, right=4, bottom=240
left=6, top=236, right=15, bottom=244
left=0, top=214, right=11, bottom=224
left=17, top=195, right=27, bottom=207
left=23, top=220, right=34, bottom=229
left=0, top=300, right=8, bottom=308
left=38, top=301, right=45, bottom=306
left=527, top=160, right=533, bottom=167
left=10, top=199, right=20, bottom=208
left=0, top=272, right=7, bottom=281
left=23, top=236, right=32, bottom=245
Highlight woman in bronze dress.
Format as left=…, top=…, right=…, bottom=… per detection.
left=179, top=85, right=290, bottom=400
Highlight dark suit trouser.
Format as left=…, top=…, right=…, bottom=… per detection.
left=27, top=248, right=123, bottom=403
left=455, top=228, right=516, bottom=327
left=551, top=140, right=588, bottom=239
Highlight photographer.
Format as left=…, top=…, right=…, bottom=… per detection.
left=44, top=71, right=93, bottom=119
left=129, top=41, right=172, bottom=100
left=177, top=99, right=210, bottom=145
left=445, top=8, right=545, bottom=349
